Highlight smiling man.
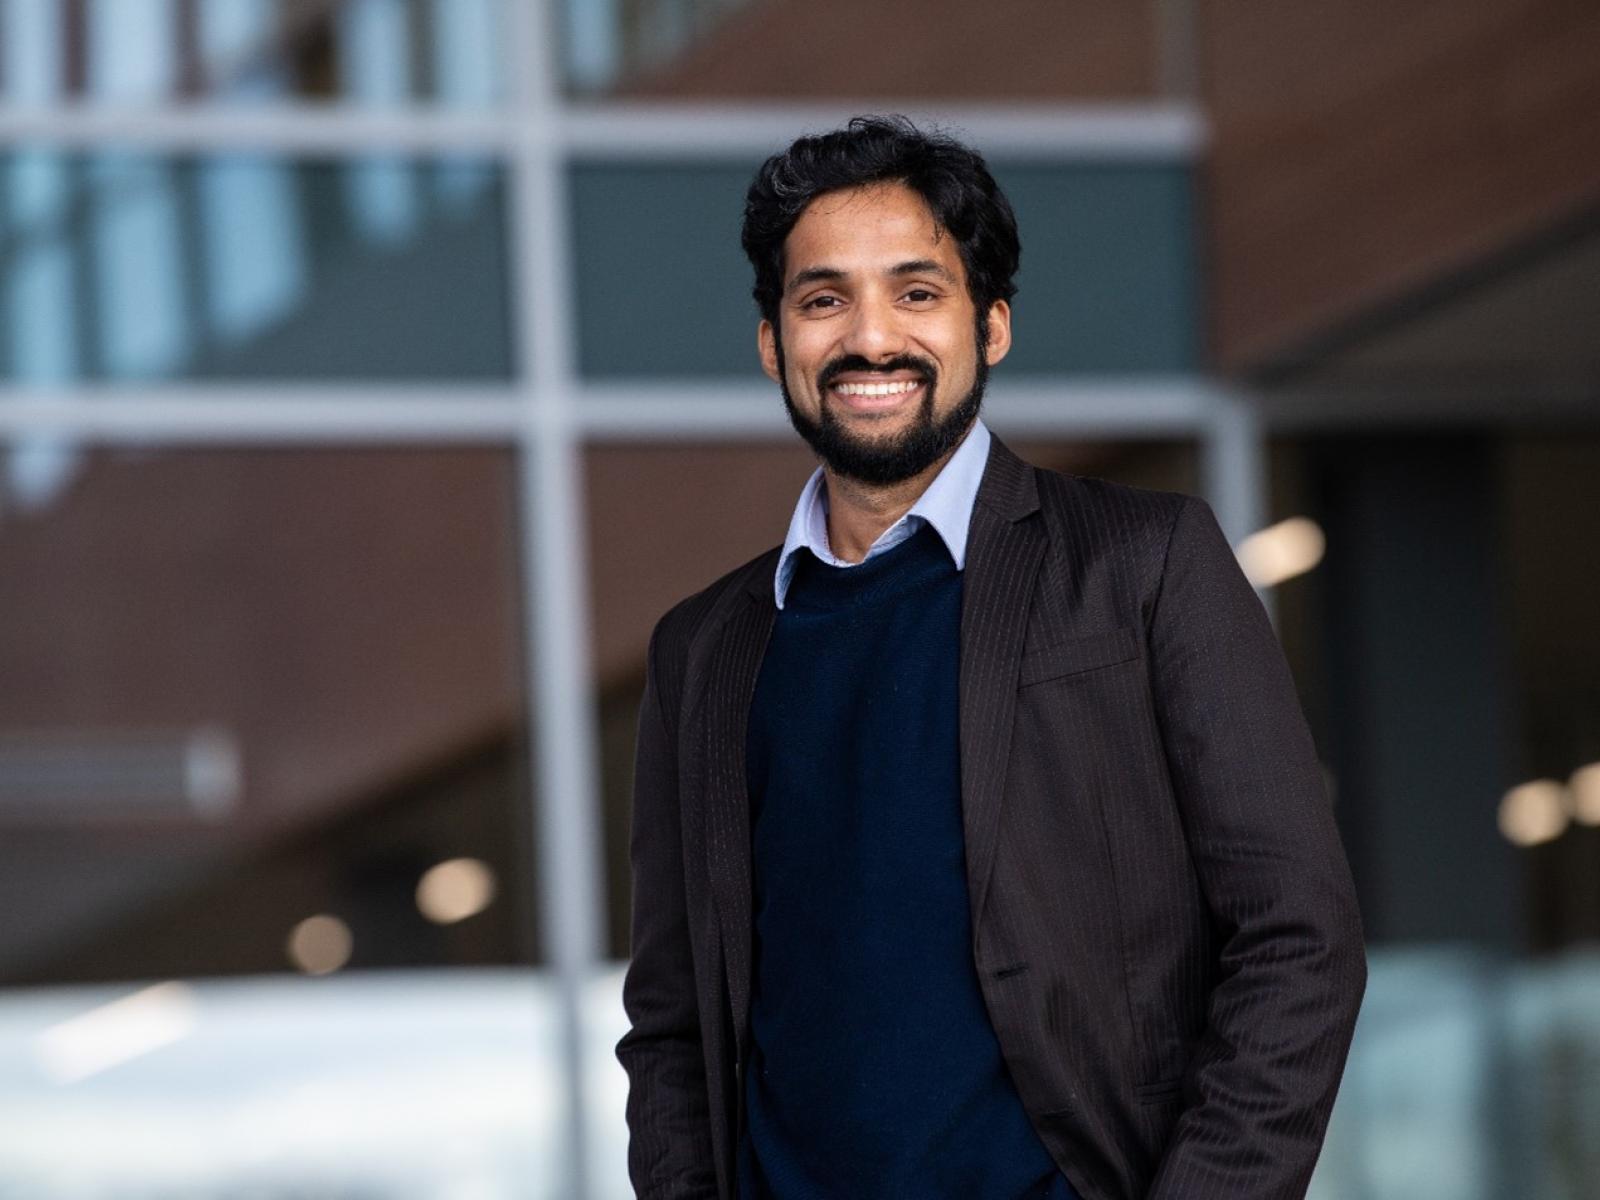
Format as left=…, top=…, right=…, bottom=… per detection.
left=617, top=116, right=1366, bottom=1200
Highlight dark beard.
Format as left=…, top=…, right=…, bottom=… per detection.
left=775, top=330, right=988, bottom=487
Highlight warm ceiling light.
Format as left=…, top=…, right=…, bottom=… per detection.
left=34, top=981, right=197, bottom=1084
left=416, top=857, right=498, bottom=926
left=1497, top=779, right=1569, bottom=847
left=1568, top=762, right=1600, bottom=826
left=1235, top=516, right=1326, bottom=588
left=287, top=914, right=353, bottom=975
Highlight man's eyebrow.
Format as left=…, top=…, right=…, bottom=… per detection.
left=785, top=266, right=847, bottom=294
left=785, top=260, right=956, bottom=294
left=888, top=259, right=956, bottom=282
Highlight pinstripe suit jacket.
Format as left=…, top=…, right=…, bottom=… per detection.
left=618, top=433, right=1367, bottom=1200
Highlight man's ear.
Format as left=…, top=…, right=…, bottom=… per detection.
left=758, top=319, right=782, bottom=384
left=983, top=300, right=1013, bottom=367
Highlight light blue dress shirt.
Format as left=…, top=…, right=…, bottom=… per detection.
left=773, top=418, right=993, bottom=609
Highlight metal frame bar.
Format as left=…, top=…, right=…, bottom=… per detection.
left=0, top=378, right=1240, bottom=440
left=502, top=3, right=603, bottom=1196
left=0, top=386, right=522, bottom=440
left=0, top=100, right=1206, bottom=157
left=557, top=102, right=1208, bottom=158
left=3, top=377, right=1597, bottom=440
left=1200, top=389, right=1273, bottom=621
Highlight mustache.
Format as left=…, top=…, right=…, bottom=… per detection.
left=816, top=354, right=937, bottom=393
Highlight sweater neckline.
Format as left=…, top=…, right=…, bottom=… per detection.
left=783, top=522, right=957, bottom=612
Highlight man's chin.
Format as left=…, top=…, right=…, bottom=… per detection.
left=814, top=433, right=943, bottom=486
left=824, top=414, right=917, bottom=448
left=782, top=384, right=978, bottom=486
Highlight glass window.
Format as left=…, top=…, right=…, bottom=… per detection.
left=0, top=970, right=590, bottom=1197
left=0, top=151, right=514, bottom=382
left=996, top=162, right=1200, bottom=375
left=567, top=160, right=1200, bottom=380
left=0, top=0, right=507, bottom=108
left=564, top=0, right=1159, bottom=99
left=0, top=444, right=534, bottom=984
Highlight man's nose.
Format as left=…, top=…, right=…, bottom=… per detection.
left=840, top=294, right=906, bottom=361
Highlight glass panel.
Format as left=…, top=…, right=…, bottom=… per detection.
left=1309, top=948, right=1600, bottom=1199
left=1266, top=429, right=1600, bottom=1192
left=566, top=0, right=1157, bottom=99
left=997, top=162, right=1200, bottom=375
left=0, top=151, right=513, bottom=382
left=0, top=970, right=591, bottom=1197
left=0, top=0, right=506, bottom=108
left=563, top=0, right=761, bottom=95
left=1505, top=435, right=1600, bottom=946
left=0, top=445, right=534, bottom=984
left=568, top=160, right=1199, bottom=379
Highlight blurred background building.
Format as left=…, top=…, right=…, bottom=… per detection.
left=0, top=0, right=1597, bottom=1196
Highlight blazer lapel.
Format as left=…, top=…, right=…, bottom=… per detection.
left=960, top=434, right=1046, bottom=931
left=694, top=575, right=776, bottom=1050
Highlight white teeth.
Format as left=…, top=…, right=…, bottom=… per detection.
left=834, top=380, right=919, bottom=397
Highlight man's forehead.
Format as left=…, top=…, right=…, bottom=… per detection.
left=782, top=182, right=956, bottom=280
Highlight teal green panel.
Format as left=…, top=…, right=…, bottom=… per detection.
left=993, top=162, right=1199, bottom=374
left=569, top=162, right=759, bottom=378
left=0, top=151, right=514, bottom=384
left=569, top=160, right=1199, bottom=379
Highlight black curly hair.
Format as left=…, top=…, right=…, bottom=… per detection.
left=741, top=114, right=1021, bottom=329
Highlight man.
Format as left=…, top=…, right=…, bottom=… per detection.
left=618, top=115, right=1366, bottom=1200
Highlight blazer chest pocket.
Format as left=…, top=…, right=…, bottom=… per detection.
left=1134, top=1077, right=1184, bottom=1106
left=1018, top=625, right=1140, bottom=687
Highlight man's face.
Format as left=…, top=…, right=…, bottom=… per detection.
left=758, top=181, right=1012, bottom=486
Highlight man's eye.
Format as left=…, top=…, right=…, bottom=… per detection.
left=904, top=289, right=937, bottom=302
left=802, top=295, right=841, bottom=310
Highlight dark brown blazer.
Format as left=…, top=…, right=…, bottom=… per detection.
left=618, top=433, right=1367, bottom=1200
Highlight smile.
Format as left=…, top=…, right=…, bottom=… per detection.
left=832, top=379, right=921, bottom=397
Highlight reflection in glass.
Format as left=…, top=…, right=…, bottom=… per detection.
left=0, top=446, right=532, bottom=987
left=563, top=0, right=760, bottom=94
left=5, top=142, right=83, bottom=511
left=2, top=0, right=64, bottom=105
left=91, top=157, right=192, bottom=378
left=10, top=150, right=69, bottom=225
left=339, top=0, right=420, bottom=244
left=0, top=0, right=506, bottom=108
left=0, top=152, right=513, bottom=382
left=432, top=0, right=500, bottom=108
left=0, top=971, right=583, bottom=1197
left=5, top=237, right=80, bottom=509
left=198, top=156, right=306, bottom=344
left=86, top=0, right=178, bottom=101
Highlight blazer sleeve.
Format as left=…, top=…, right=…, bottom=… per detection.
left=1144, top=495, right=1367, bottom=1200
left=615, top=622, right=720, bottom=1198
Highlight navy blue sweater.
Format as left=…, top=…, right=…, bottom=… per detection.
left=738, top=523, right=1076, bottom=1200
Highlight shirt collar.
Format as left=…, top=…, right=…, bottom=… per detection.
left=773, top=418, right=992, bottom=609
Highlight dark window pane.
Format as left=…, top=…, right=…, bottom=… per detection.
left=0, top=445, right=536, bottom=984
left=568, top=160, right=1199, bottom=380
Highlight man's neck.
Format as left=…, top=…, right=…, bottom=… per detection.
left=822, top=443, right=960, bottom=564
